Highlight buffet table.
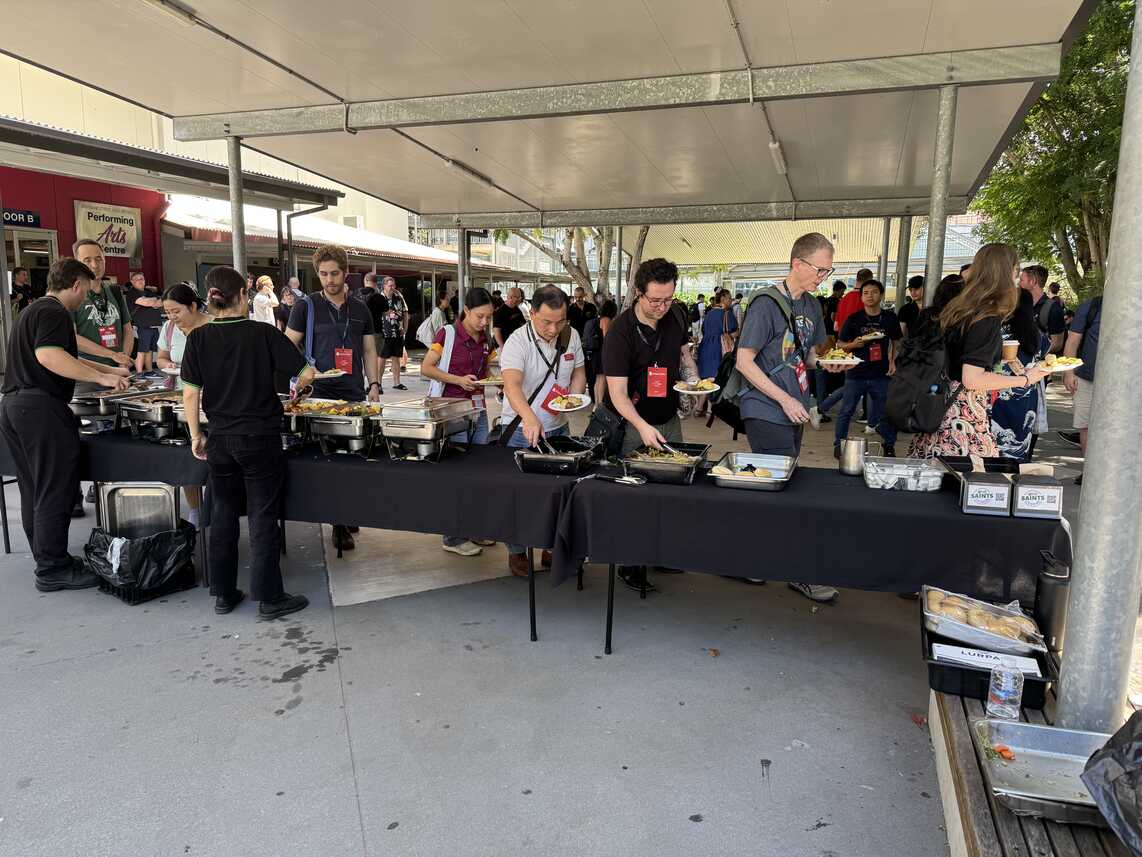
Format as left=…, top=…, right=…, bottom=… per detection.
left=549, top=467, right=1071, bottom=653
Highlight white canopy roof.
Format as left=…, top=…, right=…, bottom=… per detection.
left=2, top=0, right=1091, bottom=226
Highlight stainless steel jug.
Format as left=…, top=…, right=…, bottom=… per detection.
left=839, top=437, right=881, bottom=475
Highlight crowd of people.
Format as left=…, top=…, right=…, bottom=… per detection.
left=0, top=230, right=1099, bottom=612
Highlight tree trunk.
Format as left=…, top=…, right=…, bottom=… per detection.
left=623, top=226, right=650, bottom=310
left=1081, top=194, right=1105, bottom=277
left=1053, top=225, right=1083, bottom=291
left=594, top=226, right=614, bottom=301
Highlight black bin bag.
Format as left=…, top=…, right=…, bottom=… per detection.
left=1082, top=710, right=1142, bottom=856
left=83, top=521, right=197, bottom=590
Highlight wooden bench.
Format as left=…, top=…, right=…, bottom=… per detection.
left=931, top=690, right=1131, bottom=857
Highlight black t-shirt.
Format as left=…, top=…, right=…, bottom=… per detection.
left=274, top=302, right=292, bottom=328
left=286, top=294, right=375, bottom=401
left=839, top=309, right=902, bottom=379
left=567, top=301, right=597, bottom=335
left=601, top=305, right=688, bottom=426
left=181, top=318, right=306, bottom=435
left=945, top=316, right=1002, bottom=383
left=898, top=301, right=921, bottom=332
left=125, top=286, right=163, bottom=328
left=493, top=303, right=526, bottom=342
left=2, top=296, right=79, bottom=401
left=824, top=295, right=842, bottom=335
left=367, top=291, right=406, bottom=339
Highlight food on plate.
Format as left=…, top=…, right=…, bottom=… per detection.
left=478, top=375, right=503, bottom=384
left=630, top=448, right=698, bottom=464
left=675, top=378, right=718, bottom=392
left=820, top=347, right=850, bottom=361
left=551, top=394, right=585, bottom=409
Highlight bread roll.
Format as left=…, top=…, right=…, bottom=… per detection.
left=941, top=605, right=969, bottom=623
left=926, top=591, right=946, bottom=612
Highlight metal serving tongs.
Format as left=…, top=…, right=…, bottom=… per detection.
left=576, top=472, right=647, bottom=486
left=532, top=435, right=559, bottom=455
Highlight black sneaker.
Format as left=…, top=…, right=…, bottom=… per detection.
left=833, top=443, right=842, bottom=460
left=883, top=445, right=896, bottom=458
left=392, top=384, right=408, bottom=391
left=819, top=414, right=833, bottom=424
left=617, top=566, right=656, bottom=593
left=1056, top=430, right=1081, bottom=447
left=259, top=593, right=309, bottom=620
left=214, top=589, right=245, bottom=615
left=71, top=501, right=85, bottom=518
left=35, top=563, right=100, bottom=592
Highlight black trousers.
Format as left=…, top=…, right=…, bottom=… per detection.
left=0, top=392, right=81, bottom=576
left=206, top=433, right=286, bottom=601
left=744, top=418, right=804, bottom=457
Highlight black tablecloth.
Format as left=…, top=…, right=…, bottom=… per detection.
left=0, top=432, right=572, bottom=550
left=551, top=466, right=1070, bottom=605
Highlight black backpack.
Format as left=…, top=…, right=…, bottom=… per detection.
left=885, top=313, right=956, bottom=434
left=581, top=316, right=602, bottom=354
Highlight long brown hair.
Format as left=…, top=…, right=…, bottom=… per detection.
left=939, top=243, right=1019, bottom=334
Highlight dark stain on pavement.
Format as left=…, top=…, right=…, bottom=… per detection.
left=689, top=814, right=703, bottom=823
left=760, top=759, right=772, bottom=780
left=806, top=818, right=830, bottom=831
left=16, top=777, right=32, bottom=789
left=284, top=696, right=302, bottom=711
left=386, top=822, right=399, bottom=831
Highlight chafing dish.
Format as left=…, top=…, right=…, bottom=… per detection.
left=283, top=398, right=385, bottom=455
left=115, top=391, right=183, bottom=425
left=709, top=452, right=796, bottom=491
left=514, top=435, right=602, bottom=476
left=69, top=383, right=159, bottom=416
left=863, top=456, right=944, bottom=492
left=621, top=442, right=711, bottom=485
left=379, top=397, right=478, bottom=461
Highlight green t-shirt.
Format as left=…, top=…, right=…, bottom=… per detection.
left=71, top=283, right=131, bottom=366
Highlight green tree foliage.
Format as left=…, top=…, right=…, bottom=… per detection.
left=973, top=0, right=1132, bottom=299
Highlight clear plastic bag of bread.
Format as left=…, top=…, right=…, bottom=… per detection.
left=925, top=588, right=1042, bottom=644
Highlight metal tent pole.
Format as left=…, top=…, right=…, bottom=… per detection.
left=226, top=136, right=247, bottom=274
left=895, top=215, right=913, bottom=306
left=923, top=85, right=957, bottom=306
left=877, top=216, right=890, bottom=285
left=457, top=228, right=470, bottom=307
left=1056, top=2, right=1142, bottom=733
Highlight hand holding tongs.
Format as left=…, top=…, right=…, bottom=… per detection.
left=533, top=436, right=558, bottom=455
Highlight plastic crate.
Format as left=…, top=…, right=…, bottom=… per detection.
left=98, top=562, right=197, bottom=606
left=921, top=625, right=1053, bottom=710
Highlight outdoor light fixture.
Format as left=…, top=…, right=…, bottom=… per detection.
left=442, top=157, right=497, bottom=191
left=768, top=140, right=788, bottom=175
left=140, top=0, right=198, bottom=26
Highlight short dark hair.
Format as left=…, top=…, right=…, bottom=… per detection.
left=204, top=265, right=247, bottom=310
left=599, top=299, right=618, bottom=320
left=933, top=274, right=966, bottom=313
left=735, top=292, right=743, bottom=300
left=907, top=275, right=924, bottom=289
left=861, top=279, right=885, bottom=295
left=13, top=266, right=28, bottom=277
left=72, top=238, right=103, bottom=255
left=531, top=285, right=569, bottom=313
left=162, top=283, right=203, bottom=309
left=959, top=263, right=972, bottom=275
left=697, top=293, right=706, bottom=300
left=47, top=258, right=94, bottom=292
left=633, top=258, right=678, bottom=295
left=311, top=244, right=349, bottom=273
left=1022, top=265, right=1048, bottom=287
left=832, top=280, right=846, bottom=293
left=1048, top=281, right=1061, bottom=295
left=855, top=268, right=873, bottom=284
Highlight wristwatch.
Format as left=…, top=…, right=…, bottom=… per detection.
left=369, top=381, right=380, bottom=390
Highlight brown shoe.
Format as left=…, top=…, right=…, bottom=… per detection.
left=540, top=550, right=553, bottom=568
left=508, top=553, right=530, bottom=577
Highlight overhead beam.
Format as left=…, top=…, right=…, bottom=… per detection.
left=417, top=197, right=969, bottom=230
left=173, top=44, right=1061, bottom=141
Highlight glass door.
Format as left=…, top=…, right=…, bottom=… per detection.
left=2, top=228, right=59, bottom=375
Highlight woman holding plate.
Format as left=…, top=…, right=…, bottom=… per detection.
left=420, top=287, right=499, bottom=558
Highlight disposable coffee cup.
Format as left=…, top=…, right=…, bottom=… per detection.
left=1002, top=340, right=1019, bottom=361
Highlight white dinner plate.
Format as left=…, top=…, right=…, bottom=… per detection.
left=547, top=394, right=591, bottom=413
left=674, top=382, right=720, bottom=396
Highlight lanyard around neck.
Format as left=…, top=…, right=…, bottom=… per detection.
left=323, top=295, right=352, bottom=348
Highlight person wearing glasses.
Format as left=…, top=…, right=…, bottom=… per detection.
left=735, top=233, right=842, bottom=604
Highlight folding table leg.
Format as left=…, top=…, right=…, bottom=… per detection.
left=0, top=477, right=10, bottom=554
left=528, top=549, right=538, bottom=642
left=605, top=563, right=616, bottom=655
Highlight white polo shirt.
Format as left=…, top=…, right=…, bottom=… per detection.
left=499, top=321, right=585, bottom=433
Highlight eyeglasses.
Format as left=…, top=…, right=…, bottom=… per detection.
left=797, top=258, right=835, bottom=279
left=640, top=294, right=674, bottom=308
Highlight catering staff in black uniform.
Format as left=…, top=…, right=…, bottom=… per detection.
left=0, top=258, right=130, bottom=591
left=181, top=266, right=315, bottom=620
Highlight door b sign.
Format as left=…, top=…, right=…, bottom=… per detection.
left=2, top=209, right=41, bottom=227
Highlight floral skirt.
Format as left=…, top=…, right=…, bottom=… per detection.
left=909, top=388, right=998, bottom=458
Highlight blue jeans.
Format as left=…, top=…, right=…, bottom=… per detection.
left=443, top=412, right=489, bottom=547
left=834, top=376, right=896, bottom=446
left=818, top=385, right=844, bottom=414
left=505, top=422, right=568, bottom=556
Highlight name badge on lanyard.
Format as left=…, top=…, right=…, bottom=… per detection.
left=868, top=342, right=883, bottom=362
left=334, top=347, right=354, bottom=374
left=326, top=299, right=354, bottom=374
left=794, top=360, right=809, bottom=393
left=98, top=325, right=119, bottom=350
left=647, top=365, right=668, bottom=398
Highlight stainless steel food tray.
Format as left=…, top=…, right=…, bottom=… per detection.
left=514, top=436, right=602, bottom=476
left=70, top=385, right=160, bottom=416
left=307, top=415, right=379, bottom=439
left=116, top=391, right=183, bottom=424
left=381, top=396, right=475, bottom=422
left=97, top=482, right=180, bottom=538
left=174, top=406, right=208, bottom=425
left=971, top=718, right=1110, bottom=826
left=863, top=456, right=944, bottom=492
left=922, top=585, right=1046, bottom=656
left=621, top=442, right=711, bottom=485
left=709, top=453, right=796, bottom=491
left=379, top=415, right=475, bottom=441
